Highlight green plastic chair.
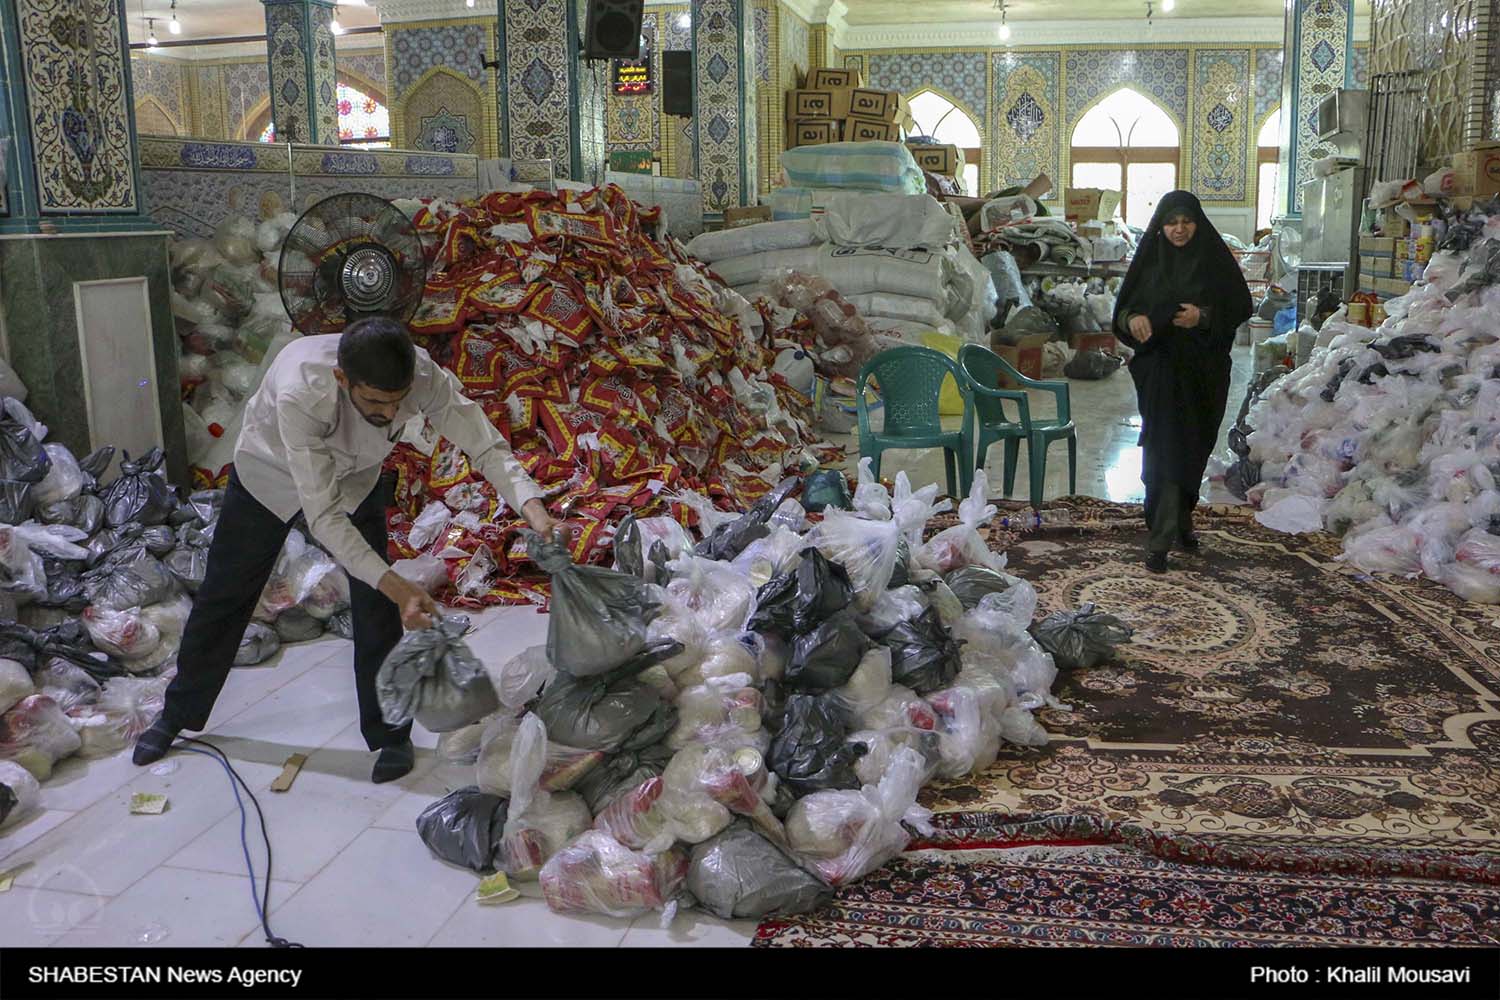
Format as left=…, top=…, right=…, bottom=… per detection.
left=957, top=343, right=1077, bottom=509
left=856, top=346, right=974, bottom=498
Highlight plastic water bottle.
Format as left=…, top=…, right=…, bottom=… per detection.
left=773, top=348, right=816, bottom=395
left=996, top=510, right=1072, bottom=530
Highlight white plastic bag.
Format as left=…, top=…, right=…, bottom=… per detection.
left=540, top=830, right=688, bottom=918
left=407, top=501, right=453, bottom=551
left=0, top=658, right=33, bottom=716
left=0, top=758, right=41, bottom=828
left=664, top=556, right=756, bottom=635
left=73, top=675, right=169, bottom=758
left=33, top=444, right=84, bottom=505
left=1255, top=495, right=1330, bottom=534
left=916, top=470, right=1004, bottom=573
left=485, top=645, right=555, bottom=710
left=80, top=605, right=163, bottom=662
left=852, top=457, right=892, bottom=521
left=806, top=510, right=901, bottom=612
left=392, top=554, right=449, bottom=594
left=785, top=746, right=931, bottom=885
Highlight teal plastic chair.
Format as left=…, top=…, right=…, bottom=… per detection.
left=957, top=343, right=1076, bottom=509
left=856, top=346, right=974, bottom=498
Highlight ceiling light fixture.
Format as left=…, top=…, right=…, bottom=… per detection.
left=1162, top=0, right=1175, bottom=11
left=994, top=0, right=1011, bottom=41
left=1145, top=1, right=1154, bottom=26
left=168, top=0, right=181, bottom=34
left=146, top=17, right=160, bottom=47
left=466, top=0, right=476, bottom=7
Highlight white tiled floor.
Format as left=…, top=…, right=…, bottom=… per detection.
left=0, top=347, right=1256, bottom=949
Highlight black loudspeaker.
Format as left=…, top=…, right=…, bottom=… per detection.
left=583, top=0, right=644, bottom=60
left=662, top=50, right=693, bottom=117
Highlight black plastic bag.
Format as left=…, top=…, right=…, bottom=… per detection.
left=784, top=611, right=871, bottom=691
left=889, top=535, right=912, bottom=589
left=688, top=823, right=833, bottom=920
left=1225, top=457, right=1262, bottom=500
left=235, top=622, right=281, bottom=666
left=944, top=565, right=1014, bottom=610
left=415, top=786, right=510, bottom=874
left=1063, top=349, right=1123, bottom=380
left=36, top=558, right=87, bottom=612
left=800, top=469, right=852, bottom=513
left=1031, top=602, right=1133, bottom=669
left=274, top=607, right=324, bottom=643
left=0, top=779, right=15, bottom=827
left=102, top=448, right=175, bottom=528
left=83, top=550, right=177, bottom=611
left=0, top=620, right=120, bottom=681
left=535, top=641, right=682, bottom=752
left=877, top=608, right=962, bottom=695
left=141, top=526, right=177, bottom=557
left=376, top=616, right=498, bottom=732
left=77, top=447, right=116, bottom=495
left=573, top=742, right=676, bottom=814
left=696, top=478, right=799, bottom=562
left=530, top=532, right=658, bottom=678
left=164, top=546, right=209, bottom=593
left=767, top=693, right=866, bottom=796
left=749, top=548, right=854, bottom=636
left=612, top=514, right=646, bottom=579
left=327, top=609, right=354, bottom=641
left=37, top=494, right=104, bottom=536
left=0, top=413, right=50, bottom=526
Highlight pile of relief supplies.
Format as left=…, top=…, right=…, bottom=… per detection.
left=378, top=184, right=843, bottom=608
left=692, top=143, right=997, bottom=345
left=381, top=466, right=1131, bottom=922
left=0, top=383, right=355, bottom=831
left=1234, top=200, right=1500, bottom=603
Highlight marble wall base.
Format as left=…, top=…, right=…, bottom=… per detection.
left=0, top=233, right=186, bottom=484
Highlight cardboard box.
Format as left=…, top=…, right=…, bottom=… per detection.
left=843, top=117, right=902, bottom=143
left=1069, top=332, right=1117, bottom=356
left=1064, top=187, right=1122, bottom=223
left=1358, top=254, right=1392, bottom=279
left=988, top=332, right=1051, bottom=387
left=1452, top=142, right=1500, bottom=199
left=1359, top=236, right=1396, bottom=255
left=786, top=89, right=853, bottom=122
left=1375, top=276, right=1412, bottom=296
left=789, top=120, right=840, bottom=147
left=809, top=67, right=863, bottom=90
left=724, top=205, right=773, bottom=229
left=906, top=143, right=961, bottom=177
left=848, top=88, right=910, bottom=124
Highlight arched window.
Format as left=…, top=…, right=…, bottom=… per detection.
left=908, top=90, right=982, bottom=196
left=1255, top=108, right=1282, bottom=233
left=1069, top=88, right=1180, bottom=226
left=252, top=77, right=390, bottom=147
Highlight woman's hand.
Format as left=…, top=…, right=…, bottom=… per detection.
left=1128, top=314, right=1153, bottom=343
left=1173, top=303, right=1202, bottom=329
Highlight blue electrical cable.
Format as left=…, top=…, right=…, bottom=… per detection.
left=171, top=736, right=304, bottom=948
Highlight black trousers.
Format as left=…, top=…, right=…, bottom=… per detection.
left=1143, top=480, right=1196, bottom=554
left=161, top=469, right=409, bottom=751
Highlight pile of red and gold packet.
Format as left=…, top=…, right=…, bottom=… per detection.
left=380, top=184, right=842, bottom=606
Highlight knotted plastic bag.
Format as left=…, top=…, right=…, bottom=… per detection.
left=0, top=694, right=82, bottom=780
left=917, top=471, right=1004, bottom=575
left=377, top=616, right=498, bottom=732
left=944, top=565, right=1020, bottom=610
left=784, top=746, right=930, bottom=886
left=688, top=822, right=833, bottom=920
left=83, top=549, right=177, bottom=611
left=102, top=448, right=175, bottom=528
left=784, top=611, right=872, bottom=691
left=877, top=607, right=963, bottom=694
left=749, top=548, right=854, bottom=636
left=415, top=787, right=510, bottom=874
left=1031, top=603, right=1133, bottom=669
left=806, top=510, right=902, bottom=611
left=540, top=830, right=688, bottom=919
left=0, top=410, right=49, bottom=525
left=531, top=532, right=658, bottom=677
left=767, top=693, right=866, bottom=796
left=0, top=759, right=40, bottom=829
left=235, top=622, right=281, bottom=666
left=534, top=642, right=681, bottom=752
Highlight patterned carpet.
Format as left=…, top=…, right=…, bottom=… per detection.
left=756, top=499, right=1500, bottom=947
left=754, top=844, right=1500, bottom=948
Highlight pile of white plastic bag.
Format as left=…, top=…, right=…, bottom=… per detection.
left=1243, top=222, right=1500, bottom=602
left=394, top=465, right=1098, bottom=924
left=689, top=186, right=998, bottom=345
left=0, top=390, right=354, bottom=829
left=169, top=215, right=302, bottom=483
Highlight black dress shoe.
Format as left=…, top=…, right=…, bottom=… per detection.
left=1179, top=530, right=1201, bottom=550
left=1145, top=552, right=1169, bottom=574
left=132, top=715, right=181, bottom=765
left=372, top=740, right=415, bottom=784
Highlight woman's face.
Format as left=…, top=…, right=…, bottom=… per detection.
left=1163, top=212, right=1197, bottom=248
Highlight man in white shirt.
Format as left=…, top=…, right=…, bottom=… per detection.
left=133, top=318, right=556, bottom=783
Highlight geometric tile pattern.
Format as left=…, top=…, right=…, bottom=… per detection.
left=337, top=48, right=388, bottom=99
left=263, top=0, right=338, bottom=144
left=501, top=0, right=575, bottom=175
left=309, top=3, right=339, bottom=142
left=779, top=5, right=810, bottom=90
left=389, top=22, right=488, bottom=97
left=1349, top=44, right=1369, bottom=88
left=17, top=0, right=139, bottom=212
left=1253, top=46, right=1284, bottom=125
left=991, top=50, right=1061, bottom=193
left=223, top=60, right=272, bottom=139
left=1064, top=48, right=1190, bottom=130
left=130, top=55, right=189, bottom=136
left=1291, top=0, right=1351, bottom=210
left=403, top=71, right=481, bottom=154
left=868, top=51, right=987, bottom=125
left=754, top=4, right=771, bottom=84
left=694, top=0, right=754, bottom=215
left=1192, top=49, right=1250, bottom=202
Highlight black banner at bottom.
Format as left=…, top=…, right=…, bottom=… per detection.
left=2, top=946, right=1497, bottom=1000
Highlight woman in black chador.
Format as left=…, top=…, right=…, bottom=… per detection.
left=1113, top=190, right=1252, bottom=574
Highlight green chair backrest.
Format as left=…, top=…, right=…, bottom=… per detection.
left=857, top=346, right=967, bottom=437
left=958, top=344, right=1020, bottom=426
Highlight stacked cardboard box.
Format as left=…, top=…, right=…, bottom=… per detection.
left=905, top=143, right=961, bottom=178
left=784, top=68, right=915, bottom=149
left=1452, top=142, right=1500, bottom=199
left=1356, top=236, right=1413, bottom=300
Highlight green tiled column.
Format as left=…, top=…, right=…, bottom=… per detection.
left=263, top=0, right=340, bottom=145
